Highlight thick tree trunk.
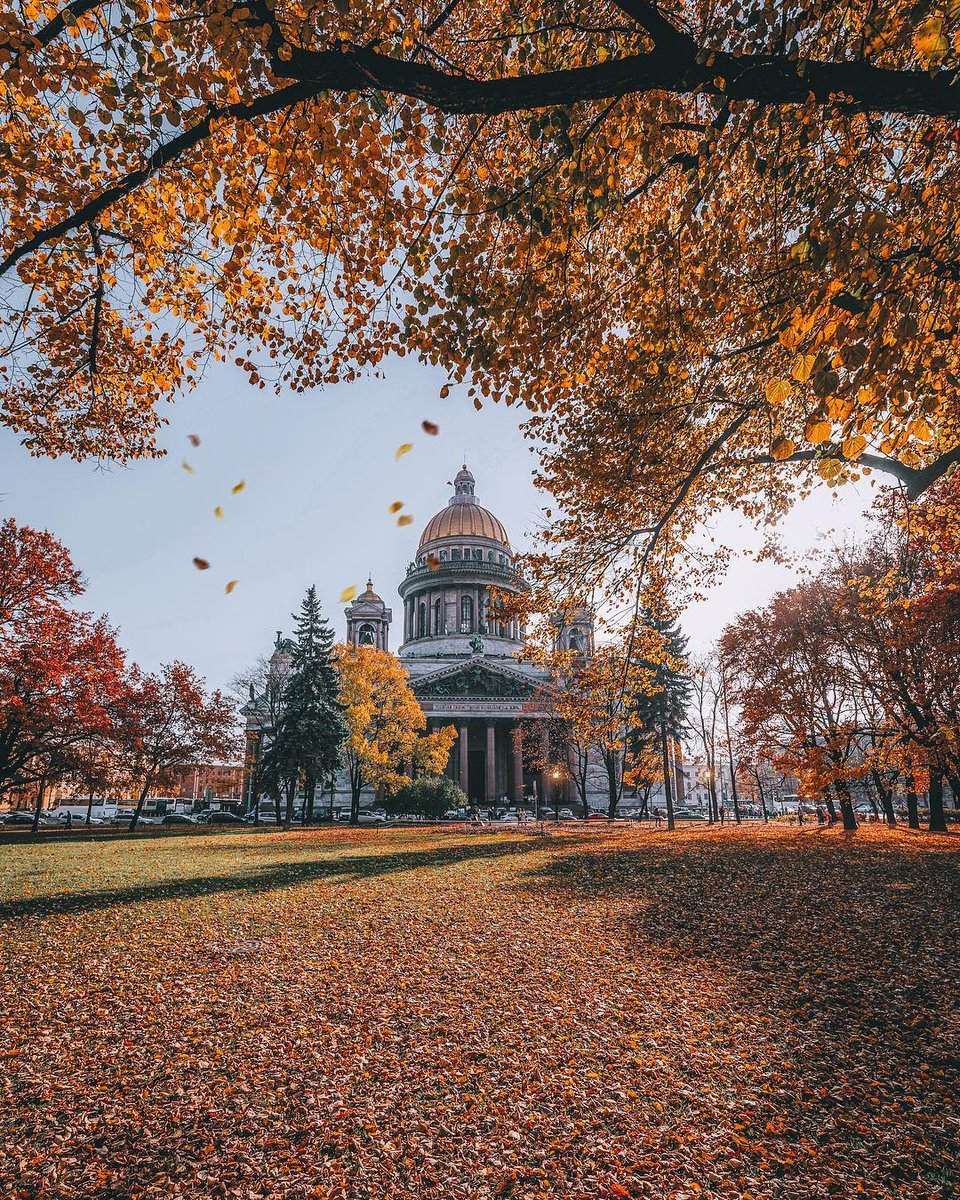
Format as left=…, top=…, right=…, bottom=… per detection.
left=31, top=779, right=46, bottom=834
left=350, top=765, right=362, bottom=825
left=824, top=792, right=838, bottom=824
left=754, top=771, right=770, bottom=823
left=661, top=723, right=675, bottom=831
left=928, top=768, right=948, bottom=834
left=834, top=780, right=858, bottom=832
left=906, top=789, right=921, bottom=830
left=85, top=792, right=95, bottom=826
left=605, top=755, right=619, bottom=820
left=871, top=770, right=896, bottom=827
left=128, top=776, right=153, bottom=833
left=283, top=777, right=296, bottom=831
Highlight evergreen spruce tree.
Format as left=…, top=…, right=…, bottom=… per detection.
left=629, top=613, right=692, bottom=831
left=260, top=587, right=346, bottom=829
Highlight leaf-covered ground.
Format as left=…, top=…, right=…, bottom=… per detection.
left=1, top=825, right=958, bottom=1199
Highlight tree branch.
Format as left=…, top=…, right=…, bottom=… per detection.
left=728, top=444, right=960, bottom=497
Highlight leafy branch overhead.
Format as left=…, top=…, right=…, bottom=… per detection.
left=1, top=0, right=960, bottom=579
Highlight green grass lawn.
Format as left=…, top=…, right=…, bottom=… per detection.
left=1, top=824, right=958, bottom=1198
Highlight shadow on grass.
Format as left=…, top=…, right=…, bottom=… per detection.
left=0, top=834, right=570, bottom=921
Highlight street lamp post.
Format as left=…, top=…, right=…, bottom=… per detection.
left=551, top=767, right=563, bottom=822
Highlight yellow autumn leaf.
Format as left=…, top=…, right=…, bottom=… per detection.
left=340, top=585, right=358, bottom=602
left=771, top=437, right=796, bottom=461
left=214, top=506, right=224, bottom=519
left=389, top=501, right=404, bottom=514
left=397, top=514, right=414, bottom=526
left=224, top=579, right=239, bottom=594
left=182, top=460, right=195, bottom=473
left=909, top=418, right=933, bottom=442
left=791, top=355, right=815, bottom=383
left=817, top=457, right=842, bottom=480
left=231, top=479, right=246, bottom=494
left=841, top=435, right=867, bottom=459
left=395, top=443, right=413, bottom=460
left=806, top=420, right=832, bottom=444
left=766, top=378, right=792, bottom=406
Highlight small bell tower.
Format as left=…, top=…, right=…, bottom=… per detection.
left=551, top=604, right=595, bottom=659
left=345, top=578, right=393, bottom=651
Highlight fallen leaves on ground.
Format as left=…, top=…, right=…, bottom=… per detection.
left=0, top=825, right=957, bottom=1199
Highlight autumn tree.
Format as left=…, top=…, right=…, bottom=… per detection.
left=0, top=520, right=126, bottom=827
left=721, top=584, right=864, bottom=830
left=117, top=662, right=238, bottom=832
left=334, top=644, right=456, bottom=824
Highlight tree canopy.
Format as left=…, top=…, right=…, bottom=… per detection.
left=3, top=0, right=959, bottom=598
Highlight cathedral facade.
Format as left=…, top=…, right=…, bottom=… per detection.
left=343, top=465, right=593, bottom=807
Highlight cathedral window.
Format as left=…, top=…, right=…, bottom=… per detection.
left=417, top=603, right=426, bottom=638
left=460, top=595, right=473, bottom=632
left=433, top=599, right=442, bottom=635
left=452, top=548, right=461, bottom=561
left=357, top=623, right=376, bottom=646
left=440, top=550, right=447, bottom=561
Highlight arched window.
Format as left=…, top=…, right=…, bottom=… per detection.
left=440, top=550, right=447, bottom=561
left=498, top=554, right=505, bottom=565
left=417, top=603, right=426, bottom=638
left=487, top=551, right=494, bottom=562
left=569, top=628, right=584, bottom=653
left=357, top=623, right=376, bottom=646
left=460, top=595, right=473, bottom=632
left=433, top=599, right=443, bottom=635
left=474, top=548, right=482, bottom=561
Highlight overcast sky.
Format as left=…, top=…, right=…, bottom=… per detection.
left=1, top=356, right=876, bottom=691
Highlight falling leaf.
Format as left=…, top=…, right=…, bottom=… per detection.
left=340, top=585, right=358, bottom=602
left=192, top=557, right=210, bottom=570
left=214, top=506, right=224, bottom=519
left=182, top=460, right=195, bottom=473
left=188, top=434, right=201, bottom=447
left=224, top=579, right=239, bottom=594
left=397, top=514, right=414, bottom=526
left=389, top=501, right=404, bottom=514
left=421, top=420, right=439, bottom=435
left=231, top=480, right=246, bottom=494
left=425, top=553, right=441, bottom=571
left=395, top=443, right=413, bottom=460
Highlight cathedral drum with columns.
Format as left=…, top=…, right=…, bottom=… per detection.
left=343, top=464, right=587, bottom=808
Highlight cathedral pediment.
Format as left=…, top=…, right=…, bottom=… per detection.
left=412, top=659, right=539, bottom=701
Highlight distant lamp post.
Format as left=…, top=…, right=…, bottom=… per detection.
left=551, top=766, right=563, bottom=822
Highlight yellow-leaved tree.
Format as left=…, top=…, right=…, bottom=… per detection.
left=334, top=643, right=456, bottom=825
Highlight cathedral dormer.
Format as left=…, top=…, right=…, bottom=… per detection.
left=345, top=578, right=393, bottom=651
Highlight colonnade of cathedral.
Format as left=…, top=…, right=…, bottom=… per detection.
left=401, top=585, right=522, bottom=642
left=425, top=717, right=566, bottom=809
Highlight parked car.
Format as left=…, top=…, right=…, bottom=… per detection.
left=586, top=812, right=610, bottom=821
left=357, top=811, right=386, bottom=824
left=162, top=813, right=197, bottom=825
left=203, top=811, right=248, bottom=825
left=673, top=809, right=708, bottom=821
left=2, top=811, right=42, bottom=826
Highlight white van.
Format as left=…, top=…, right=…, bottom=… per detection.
left=48, top=800, right=118, bottom=824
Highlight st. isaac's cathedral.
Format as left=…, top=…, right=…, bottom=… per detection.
left=342, top=464, right=593, bottom=808
left=247, top=464, right=594, bottom=812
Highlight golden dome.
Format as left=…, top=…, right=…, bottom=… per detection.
left=418, top=465, right=511, bottom=550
